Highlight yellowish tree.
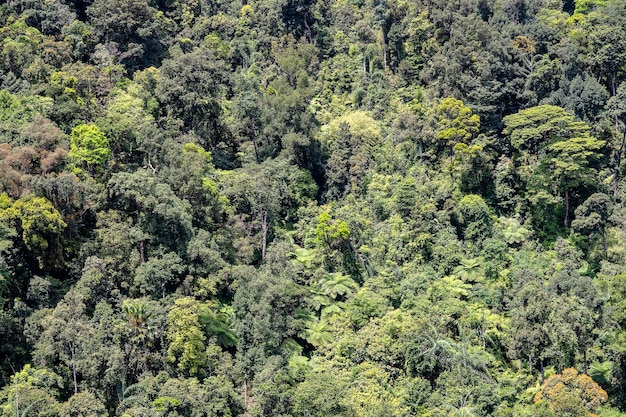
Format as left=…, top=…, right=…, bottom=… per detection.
left=534, top=368, right=608, bottom=417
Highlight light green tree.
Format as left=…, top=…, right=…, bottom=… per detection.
left=166, top=297, right=207, bottom=377
left=548, top=136, right=605, bottom=226
left=59, top=391, right=106, bottom=417
left=0, top=194, right=66, bottom=264
left=0, top=364, right=62, bottom=417
left=68, top=124, right=110, bottom=176
left=434, top=98, right=480, bottom=168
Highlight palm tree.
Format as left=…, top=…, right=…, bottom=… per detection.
left=291, top=247, right=318, bottom=270
left=123, top=300, right=156, bottom=377
left=453, top=257, right=484, bottom=283
left=199, top=305, right=238, bottom=348
left=588, top=361, right=612, bottom=387
left=299, top=317, right=333, bottom=347
left=319, top=272, right=358, bottom=299
left=124, top=302, right=149, bottom=330
left=499, top=217, right=531, bottom=245
left=309, top=284, right=333, bottom=311
left=321, top=302, right=345, bottom=318
left=124, top=302, right=152, bottom=346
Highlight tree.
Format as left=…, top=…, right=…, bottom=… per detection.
left=0, top=91, right=54, bottom=145
left=230, top=71, right=264, bottom=163
left=0, top=19, right=43, bottom=78
left=166, top=297, right=208, bottom=377
left=0, top=193, right=66, bottom=268
left=509, top=275, right=553, bottom=382
left=224, top=158, right=316, bottom=262
left=13, top=0, right=76, bottom=36
left=133, top=252, right=186, bottom=298
left=293, top=371, right=353, bottom=417
left=503, top=105, right=590, bottom=158
left=453, top=257, right=484, bottom=283
left=325, top=122, right=353, bottom=200
left=572, top=193, right=612, bottom=257
left=534, top=368, right=607, bottom=417
left=318, top=272, right=358, bottom=300
left=421, top=13, right=523, bottom=129
left=503, top=105, right=605, bottom=228
left=455, top=194, right=493, bottom=244
left=157, top=141, right=227, bottom=230
left=107, top=169, right=193, bottom=262
left=435, top=98, right=480, bottom=159
left=607, top=82, right=626, bottom=198
left=394, top=177, right=417, bottom=218
left=299, top=316, right=333, bottom=347
left=313, top=209, right=353, bottom=272
left=321, top=112, right=382, bottom=199
left=233, top=263, right=306, bottom=392
left=199, top=304, right=238, bottom=349
left=32, top=292, right=94, bottom=394
left=586, top=21, right=626, bottom=97
left=431, top=98, right=480, bottom=181
left=86, top=0, right=168, bottom=68
left=68, top=124, right=110, bottom=176
left=98, top=82, right=158, bottom=165
left=0, top=364, right=62, bottom=417
left=117, top=371, right=242, bottom=417
left=60, top=391, right=106, bottom=417
left=156, top=48, right=230, bottom=160
left=548, top=135, right=605, bottom=226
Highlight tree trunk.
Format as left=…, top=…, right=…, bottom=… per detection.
left=139, top=240, right=146, bottom=263
left=564, top=189, right=570, bottom=227
left=584, top=348, right=588, bottom=374
left=614, top=166, right=620, bottom=200
left=137, top=212, right=146, bottom=263
left=382, top=29, right=387, bottom=71
left=261, top=207, right=268, bottom=261
left=449, top=145, right=454, bottom=180
left=250, top=121, right=259, bottom=163
left=613, top=134, right=624, bottom=200
left=303, top=12, right=313, bottom=44
left=70, top=342, right=78, bottom=394
left=540, top=360, right=545, bottom=385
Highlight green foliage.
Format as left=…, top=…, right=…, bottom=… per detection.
left=166, top=297, right=208, bottom=376
left=299, top=317, right=333, bottom=347
left=0, top=193, right=66, bottom=256
left=293, top=371, right=352, bottom=417
left=498, top=217, right=531, bottom=246
left=504, top=105, right=591, bottom=156
left=0, top=364, right=62, bottom=417
left=0, top=90, right=54, bottom=144
left=435, top=98, right=480, bottom=150
left=314, top=211, right=350, bottom=248
left=455, top=194, right=493, bottom=243
left=68, top=124, right=110, bottom=175
left=60, top=391, right=106, bottom=417
left=1, top=0, right=626, bottom=415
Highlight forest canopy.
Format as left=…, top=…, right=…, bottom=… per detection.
left=1, top=0, right=626, bottom=416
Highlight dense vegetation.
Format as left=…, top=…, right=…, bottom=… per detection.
left=0, top=0, right=626, bottom=415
